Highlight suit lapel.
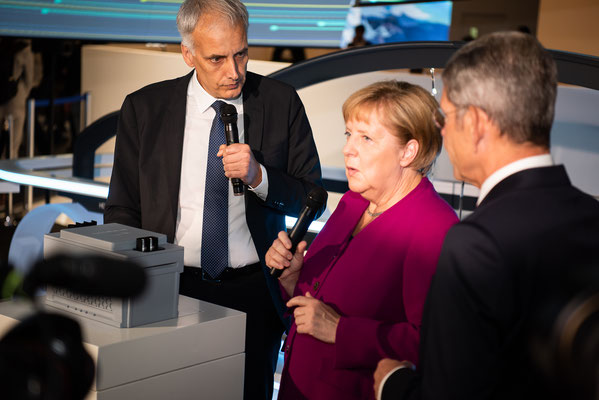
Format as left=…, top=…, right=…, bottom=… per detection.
left=241, top=73, right=265, bottom=240
left=242, top=72, right=264, bottom=150
left=162, top=70, right=193, bottom=238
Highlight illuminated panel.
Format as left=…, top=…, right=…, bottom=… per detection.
left=0, top=0, right=179, bottom=42
left=246, top=1, right=350, bottom=47
left=357, top=0, right=448, bottom=3
left=0, top=169, right=110, bottom=198
left=0, top=156, right=325, bottom=231
left=340, top=1, right=452, bottom=47
left=0, top=0, right=351, bottom=47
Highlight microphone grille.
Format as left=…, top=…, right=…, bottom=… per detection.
left=306, top=186, right=328, bottom=209
left=220, top=104, right=237, bottom=124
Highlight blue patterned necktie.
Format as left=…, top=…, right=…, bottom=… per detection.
left=201, top=100, right=229, bottom=279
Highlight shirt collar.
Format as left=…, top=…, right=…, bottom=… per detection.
left=188, top=70, right=243, bottom=114
left=477, top=153, right=554, bottom=205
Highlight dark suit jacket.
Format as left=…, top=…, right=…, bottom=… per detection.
left=104, top=71, right=324, bottom=324
left=382, top=165, right=599, bottom=400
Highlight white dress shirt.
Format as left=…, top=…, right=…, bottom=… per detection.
left=476, top=154, right=554, bottom=205
left=175, top=71, right=268, bottom=269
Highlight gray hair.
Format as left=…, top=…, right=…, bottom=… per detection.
left=177, top=0, right=249, bottom=51
left=442, top=31, right=557, bottom=148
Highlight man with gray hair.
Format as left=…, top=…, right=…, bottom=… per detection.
left=373, top=31, right=599, bottom=400
left=105, top=0, right=324, bottom=398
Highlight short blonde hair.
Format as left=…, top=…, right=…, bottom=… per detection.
left=342, top=80, right=442, bottom=175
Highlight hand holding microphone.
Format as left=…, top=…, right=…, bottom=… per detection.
left=219, top=103, right=245, bottom=196
left=266, top=231, right=308, bottom=280
left=268, top=187, right=328, bottom=279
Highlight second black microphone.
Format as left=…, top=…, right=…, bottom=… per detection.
left=270, top=187, right=328, bottom=278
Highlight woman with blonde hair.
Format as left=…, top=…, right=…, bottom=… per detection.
left=267, top=81, right=458, bottom=399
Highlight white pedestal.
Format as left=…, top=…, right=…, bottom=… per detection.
left=0, top=295, right=246, bottom=400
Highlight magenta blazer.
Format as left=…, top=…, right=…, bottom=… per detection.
left=278, top=177, right=458, bottom=400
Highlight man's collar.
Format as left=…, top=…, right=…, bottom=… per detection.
left=477, top=154, right=554, bottom=205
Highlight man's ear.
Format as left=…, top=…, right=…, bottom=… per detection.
left=181, top=43, right=195, bottom=68
left=399, top=139, right=419, bottom=168
left=468, top=106, right=493, bottom=153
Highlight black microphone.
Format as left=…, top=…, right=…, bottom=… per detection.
left=270, top=187, right=328, bottom=278
left=22, top=254, right=147, bottom=299
left=220, top=103, right=245, bottom=196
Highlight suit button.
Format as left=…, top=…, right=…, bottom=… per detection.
left=285, top=345, right=290, bottom=352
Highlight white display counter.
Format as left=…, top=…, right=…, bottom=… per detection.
left=0, top=295, right=246, bottom=400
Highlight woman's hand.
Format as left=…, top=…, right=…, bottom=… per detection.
left=287, top=292, right=340, bottom=344
left=265, top=231, right=306, bottom=297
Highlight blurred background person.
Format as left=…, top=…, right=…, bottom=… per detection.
left=267, top=81, right=458, bottom=400
left=0, top=38, right=36, bottom=158
left=271, top=46, right=306, bottom=63
left=348, top=24, right=371, bottom=47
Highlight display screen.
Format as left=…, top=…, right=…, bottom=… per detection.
left=0, top=0, right=351, bottom=47
left=340, top=1, right=452, bottom=47
left=354, top=0, right=455, bottom=5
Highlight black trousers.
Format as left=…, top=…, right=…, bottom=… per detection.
left=180, top=266, right=285, bottom=400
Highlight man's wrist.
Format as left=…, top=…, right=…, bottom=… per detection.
left=248, top=164, right=268, bottom=201
left=377, top=364, right=413, bottom=400
left=249, top=165, right=262, bottom=189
